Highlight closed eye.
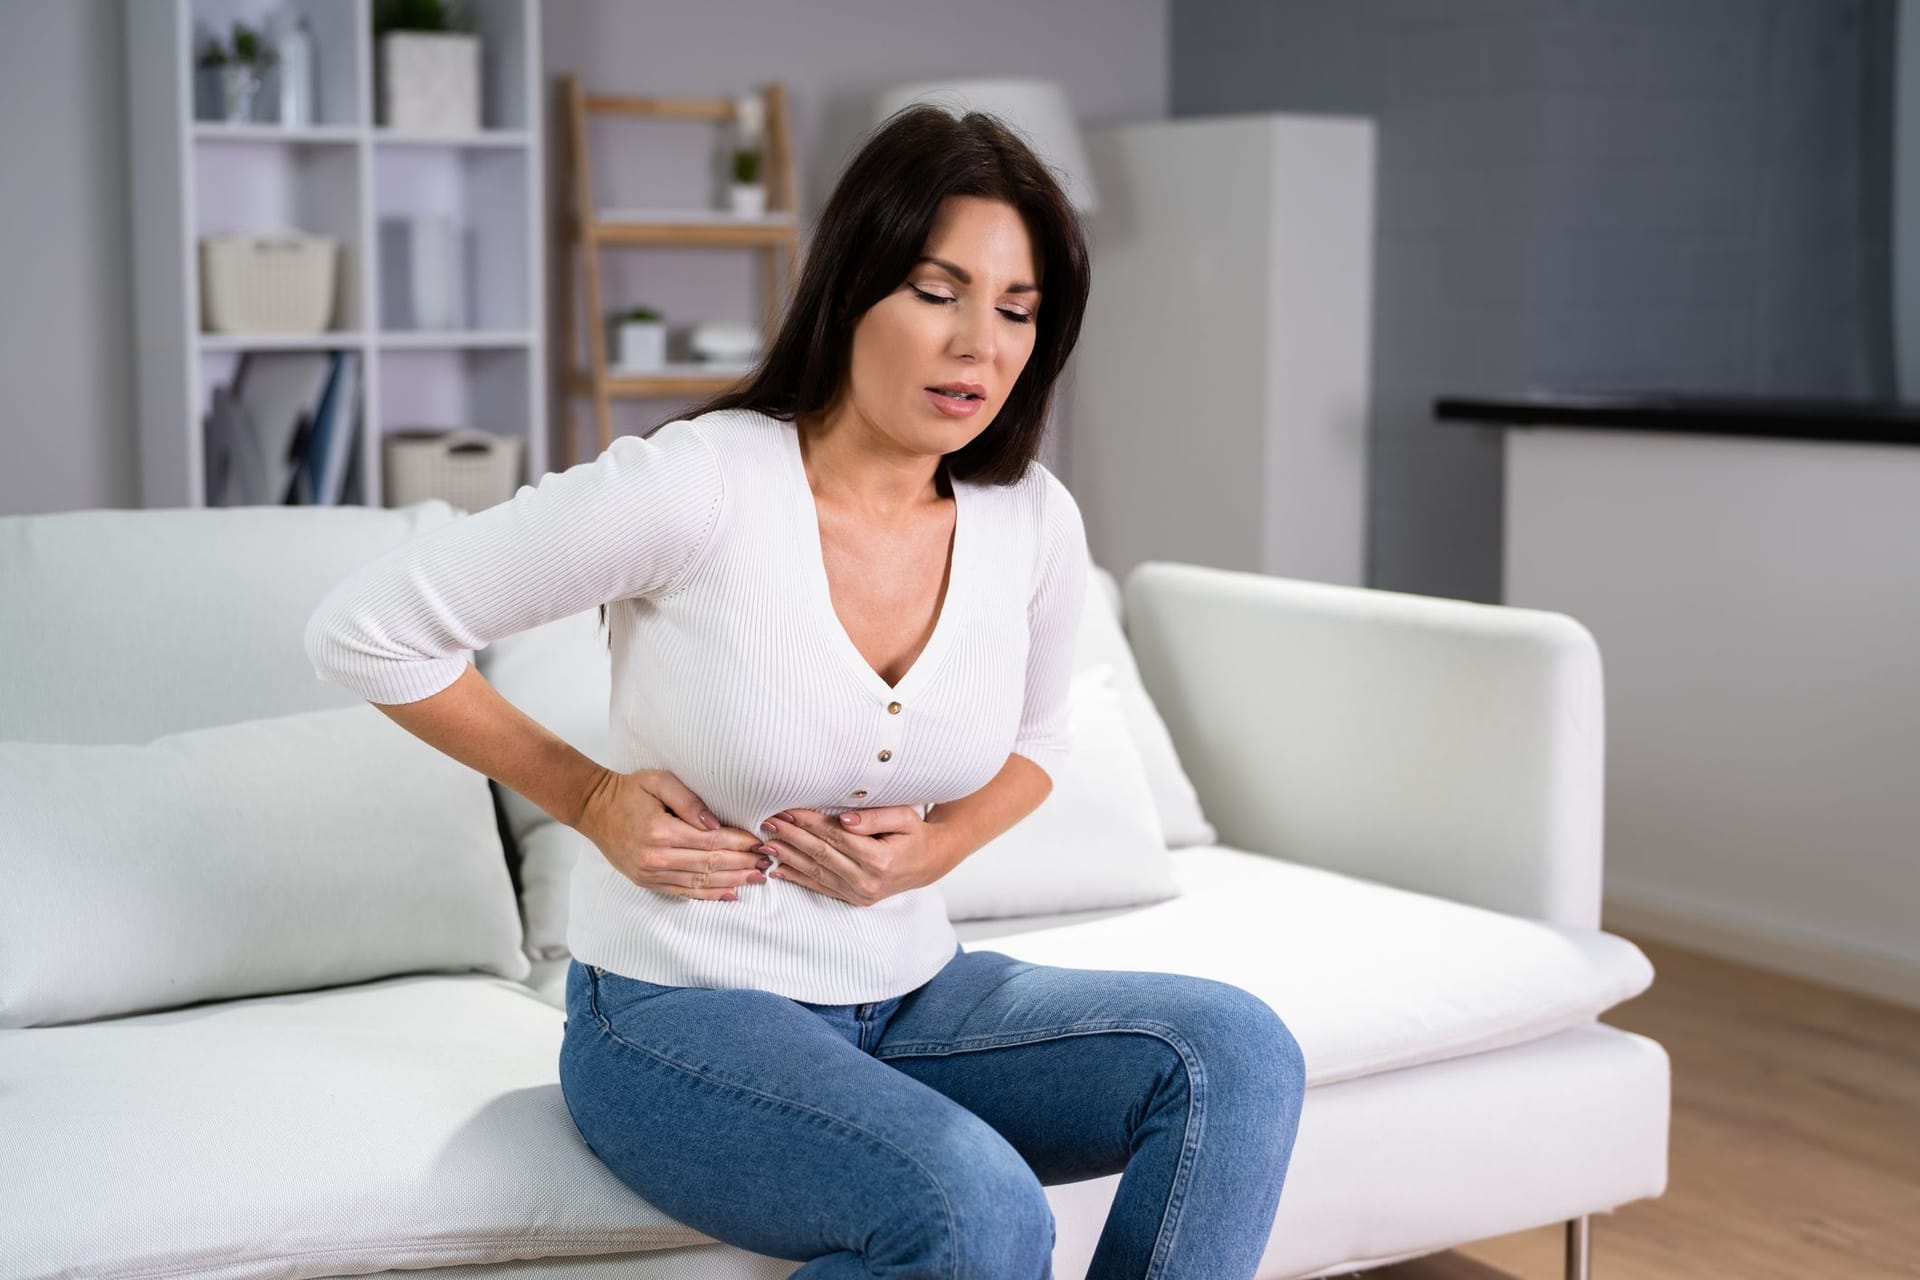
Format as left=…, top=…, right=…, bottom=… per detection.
left=910, top=286, right=1033, bottom=325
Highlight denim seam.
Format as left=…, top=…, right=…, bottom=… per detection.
left=586, top=998, right=962, bottom=1280
left=875, top=1019, right=1206, bottom=1279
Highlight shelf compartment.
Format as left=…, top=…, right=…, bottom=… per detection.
left=379, top=348, right=536, bottom=482
left=193, top=138, right=364, bottom=331
left=189, top=0, right=362, bottom=129
left=195, top=345, right=367, bottom=507
left=374, top=144, right=530, bottom=332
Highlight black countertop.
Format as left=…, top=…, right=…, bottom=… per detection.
left=1434, top=392, right=1920, bottom=448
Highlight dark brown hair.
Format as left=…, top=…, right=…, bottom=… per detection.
left=596, top=103, right=1092, bottom=640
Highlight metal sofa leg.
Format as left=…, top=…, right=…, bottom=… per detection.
left=1564, top=1216, right=1591, bottom=1280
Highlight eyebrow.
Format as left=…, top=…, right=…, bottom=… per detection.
left=916, top=256, right=1041, bottom=296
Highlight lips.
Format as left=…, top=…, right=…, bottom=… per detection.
left=926, top=382, right=986, bottom=401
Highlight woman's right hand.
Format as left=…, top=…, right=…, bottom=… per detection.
left=575, top=769, right=770, bottom=901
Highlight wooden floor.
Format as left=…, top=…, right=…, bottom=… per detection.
left=1361, top=935, right=1920, bottom=1280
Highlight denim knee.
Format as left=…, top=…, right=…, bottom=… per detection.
left=881, top=1120, right=1054, bottom=1280
left=1179, top=981, right=1308, bottom=1115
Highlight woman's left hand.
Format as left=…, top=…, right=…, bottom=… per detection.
left=754, top=806, right=952, bottom=907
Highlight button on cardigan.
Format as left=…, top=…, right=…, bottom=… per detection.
left=304, top=407, right=1090, bottom=1002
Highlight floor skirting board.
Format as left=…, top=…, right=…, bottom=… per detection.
left=1603, top=890, right=1920, bottom=1012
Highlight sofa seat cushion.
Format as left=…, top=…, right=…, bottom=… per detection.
left=952, top=845, right=1654, bottom=1087
left=0, top=976, right=718, bottom=1280
left=520, top=847, right=1652, bottom=1092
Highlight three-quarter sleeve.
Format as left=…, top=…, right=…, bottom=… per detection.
left=304, top=420, right=724, bottom=706
left=1009, top=467, right=1090, bottom=783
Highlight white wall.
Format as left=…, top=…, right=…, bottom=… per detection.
left=1506, top=427, right=1920, bottom=1007
left=0, top=0, right=137, bottom=516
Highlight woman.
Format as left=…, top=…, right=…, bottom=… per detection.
left=306, top=105, right=1305, bottom=1279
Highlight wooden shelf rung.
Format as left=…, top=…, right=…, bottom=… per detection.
left=592, top=222, right=797, bottom=248
left=568, top=370, right=750, bottom=398
left=583, top=95, right=734, bottom=121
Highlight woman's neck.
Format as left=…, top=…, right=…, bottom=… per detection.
left=797, top=407, right=947, bottom=522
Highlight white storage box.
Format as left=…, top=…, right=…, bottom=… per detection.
left=378, top=32, right=481, bottom=133
left=199, top=234, right=340, bottom=334
left=383, top=429, right=523, bottom=513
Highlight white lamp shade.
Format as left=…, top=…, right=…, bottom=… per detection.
left=872, top=78, right=1099, bottom=214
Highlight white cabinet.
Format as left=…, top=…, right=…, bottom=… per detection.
left=1068, top=115, right=1374, bottom=587
left=123, top=0, right=545, bottom=509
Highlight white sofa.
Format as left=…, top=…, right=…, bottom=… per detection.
left=0, top=499, right=1669, bottom=1280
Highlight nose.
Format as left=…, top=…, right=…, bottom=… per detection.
left=948, top=299, right=998, bottom=364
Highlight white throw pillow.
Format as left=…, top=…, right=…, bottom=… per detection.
left=1076, top=568, right=1218, bottom=847
left=934, top=664, right=1181, bottom=921
left=516, top=820, right=585, bottom=960
left=0, top=705, right=530, bottom=1028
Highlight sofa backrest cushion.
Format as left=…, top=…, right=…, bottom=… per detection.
left=0, top=501, right=460, bottom=745
left=0, top=703, right=528, bottom=1028
left=1078, top=569, right=1219, bottom=848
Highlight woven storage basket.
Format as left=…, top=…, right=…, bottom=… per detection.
left=199, top=234, right=339, bottom=334
left=383, top=429, right=524, bottom=513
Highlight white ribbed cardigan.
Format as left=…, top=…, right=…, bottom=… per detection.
left=305, top=407, right=1089, bottom=1002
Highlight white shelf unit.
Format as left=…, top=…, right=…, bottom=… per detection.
left=124, top=0, right=546, bottom=509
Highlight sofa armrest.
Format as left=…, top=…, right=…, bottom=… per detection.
left=1121, top=562, right=1604, bottom=929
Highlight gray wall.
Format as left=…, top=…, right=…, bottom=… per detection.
left=0, top=0, right=1168, bottom=515
left=1173, top=0, right=1882, bottom=603
left=1526, top=1, right=1879, bottom=396
left=0, top=0, right=137, bottom=516
left=540, top=0, right=1169, bottom=465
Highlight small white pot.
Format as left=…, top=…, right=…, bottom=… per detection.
left=218, top=64, right=264, bottom=123
left=616, top=320, right=666, bottom=372
left=379, top=31, right=480, bottom=132
left=728, top=183, right=767, bottom=219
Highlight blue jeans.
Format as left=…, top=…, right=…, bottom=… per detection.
left=558, top=942, right=1306, bottom=1279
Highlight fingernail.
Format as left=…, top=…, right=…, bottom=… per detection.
left=723, top=892, right=739, bottom=902
left=776, top=811, right=796, bottom=823
left=700, top=810, right=720, bottom=831
left=840, top=813, right=858, bottom=825
left=761, top=821, right=777, bottom=834
left=756, top=855, right=773, bottom=868
left=748, top=872, right=768, bottom=884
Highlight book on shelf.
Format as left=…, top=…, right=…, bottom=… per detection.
left=293, top=352, right=359, bottom=505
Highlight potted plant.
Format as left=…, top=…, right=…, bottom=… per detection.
left=374, top=0, right=480, bottom=133
left=726, top=92, right=768, bottom=218
left=197, top=21, right=278, bottom=124
left=613, top=306, right=667, bottom=372
left=729, top=147, right=767, bottom=218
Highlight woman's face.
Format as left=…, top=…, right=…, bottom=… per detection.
left=841, top=194, right=1042, bottom=457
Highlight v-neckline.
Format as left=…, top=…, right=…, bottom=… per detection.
left=784, top=420, right=968, bottom=700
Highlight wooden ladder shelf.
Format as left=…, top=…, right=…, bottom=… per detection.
left=557, top=75, right=799, bottom=464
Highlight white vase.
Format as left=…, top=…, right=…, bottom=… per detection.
left=270, top=13, right=315, bottom=126
left=408, top=216, right=456, bottom=330
left=616, top=321, right=666, bottom=372
left=379, top=32, right=480, bottom=132
left=728, top=183, right=767, bottom=219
